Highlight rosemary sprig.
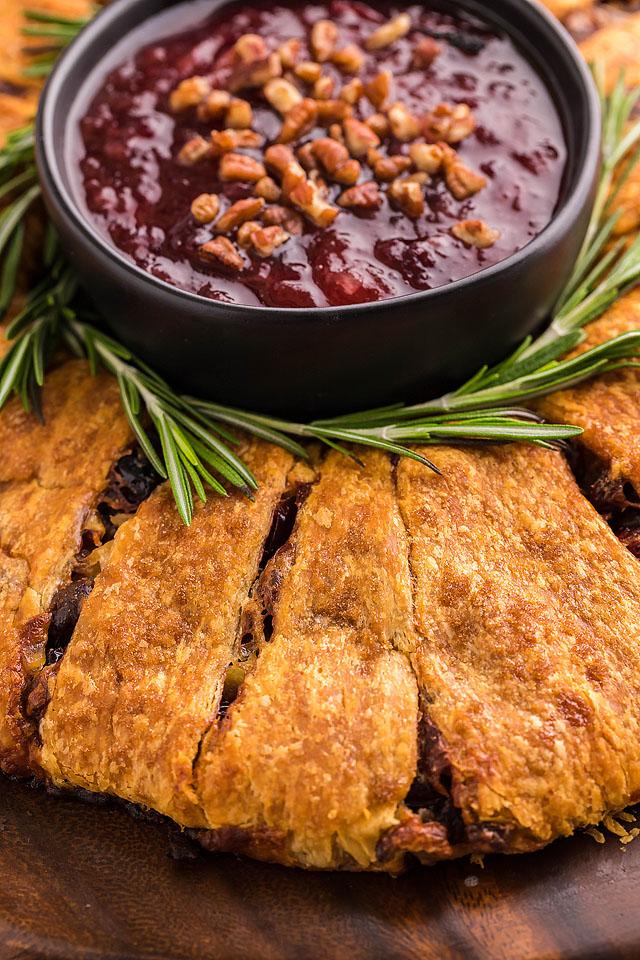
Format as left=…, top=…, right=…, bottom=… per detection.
left=3, top=13, right=640, bottom=522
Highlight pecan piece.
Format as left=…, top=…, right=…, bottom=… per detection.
left=263, top=204, right=304, bottom=235
left=210, top=128, right=264, bottom=156
left=365, top=13, right=411, bottom=51
left=451, top=219, right=501, bottom=248
left=264, top=78, right=303, bottom=114
left=422, top=102, right=476, bottom=145
left=338, top=181, right=383, bottom=210
left=288, top=177, right=339, bottom=227
left=249, top=224, right=290, bottom=257
left=331, top=44, right=365, bottom=75
left=387, top=101, right=420, bottom=142
left=237, top=220, right=263, bottom=248
left=199, top=236, right=245, bottom=270
left=329, top=123, right=344, bottom=142
left=442, top=152, right=486, bottom=200
left=344, top=117, right=380, bottom=158
left=169, top=75, right=210, bottom=111
left=297, top=141, right=317, bottom=171
left=215, top=197, right=266, bottom=232
left=279, top=38, right=301, bottom=70
left=229, top=35, right=282, bottom=92
left=365, top=113, right=390, bottom=138
left=254, top=176, right=282, bottom=201
left=311, top=20, right=339, bottom=62
left=295, top=61, right=323, bottom=85
left=410, top=141, right=446, bottom=174
left=312, top=137, right=361, bottom=185
left=413, top=36, right=441, bottom=68
left=315, top=99, right=351, bottom=123
left=313, top=74, right=335, bottom=100
left=219, top=152, right=267, bottom=183
left=373, top=154, right=412, bottom=182
left=388, top=177, right=425, bottom=218
left=340, top=78, right=363, bottom=105
left=177, top=135, right=211, bottom=166
left=191, top=193, right=221, bottom=223
left=364, top=71, right=392, bottom=110
left=226, top=98, right=254, bottom=129
left=278, top=98, right=318, bottom=144
left=196, top=89, right=231, bottom=121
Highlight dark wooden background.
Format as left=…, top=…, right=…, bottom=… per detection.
left=1, top=780, right=639, bottom=960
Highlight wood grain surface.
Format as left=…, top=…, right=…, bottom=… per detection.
left=0, top=779, right=639, bottom=960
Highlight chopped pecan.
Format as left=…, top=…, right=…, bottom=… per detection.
left=387, top=101, right=420, bottom=142
left=287, top=177, right=339, bottom=227
left=169, top=75, right=210, bottom=111
left=365, top=113, right=390, bottom=138
left=278, top=98, right=318, bottom=143
left=266, top=143, right=305, bottom=178
left=215, top=197, right=266, bottom=232
left=367, top=146, right=383, bottom=166
left=338, top=180, right=382, bottom=210
left=373, top=154, right=412, bottom=182
left=422, top=102, right=476, bottom=145
left=315, top=99, right=351, bottom=123
left=388, top=177, right=425, bottom=218
left=279, top=38, right=301, bottom=70
left=442, top=152, right=487, bottom=200
left=219, top=152, right=267, bottom=183
left=263, top=205, right=304, bottom=235
left=177, top=135, right=211, bottom=166
left=229, top=35, right=282, bottom=91
left=404, top=171, right=429, bottom=185
left=196, top=89, right=231, bottom=121
left=313, top=74, right=335, bottom=100
left=364, top=71, right=392, bottom=110
left=340, top=78, right=363, bottom=105
left=451, top=219, right=501, bottom=248
left=226, top=98, right=254, bottom=129
left=210, top=128, right=263, bottom=156
left=297, top=141, right=317, bottom=171
left=311, top=20, right=339, bottom=62
left=312, top=137, right=360, bottom=185
left=265, top=77, right=303, bottom=114
left=329, top=123, right=344, bottom=142
left=191, top=193, right=221, bottom=223
left=234, top=33, right=268, bottom=63
left=199, top=236, right=245, bottom=270
left=365, top=13, right=411, bottom=51
left=413, top=36, right=441, bottom=68
left=254, top=176, right=282, bottom=201
left=237, top=220, right=263, bottom=247
left=249, top=225, right=290, bottom=257
left=410, top=141, right=446, bottom=174
left=294, top=61, right=323, bottom=85
left=331, top=44, right=365, bottom=74
left=344, top=116, right=380, bottom=158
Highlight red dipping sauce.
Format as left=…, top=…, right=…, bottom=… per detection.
left=77, top=0, right=567, bottom=308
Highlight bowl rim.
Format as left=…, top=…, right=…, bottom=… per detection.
left=36, top=0, right=601, bottom=321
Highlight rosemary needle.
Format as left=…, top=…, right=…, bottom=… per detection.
left=2, top=11, right=640, bottom=522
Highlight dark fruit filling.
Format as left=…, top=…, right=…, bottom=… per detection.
left=77, top=0, right=566, bottom=308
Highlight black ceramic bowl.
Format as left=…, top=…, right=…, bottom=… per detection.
left=37, top=0, right=600, bottom=418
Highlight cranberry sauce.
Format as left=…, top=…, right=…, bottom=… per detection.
left=78, top=1, right=567, bottom=308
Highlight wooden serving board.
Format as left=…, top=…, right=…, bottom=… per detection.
left=0, top=779, right=638, bottom=960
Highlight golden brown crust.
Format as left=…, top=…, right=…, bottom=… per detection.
left=537, top=288, right=640, bottom=492
left=0, top=0, right=92, bottom=144
left=579, top=12, right=640, bottom=90
left=196, top=450, right=418, bottom=870
left=396, top=444, right=640, bottom=853
left=39, top=440, right=293, bottom=826
left=0, top=361, right=131, bottom=772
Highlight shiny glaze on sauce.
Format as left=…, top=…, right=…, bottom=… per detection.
left=78, top=1, right=567, bottom=308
